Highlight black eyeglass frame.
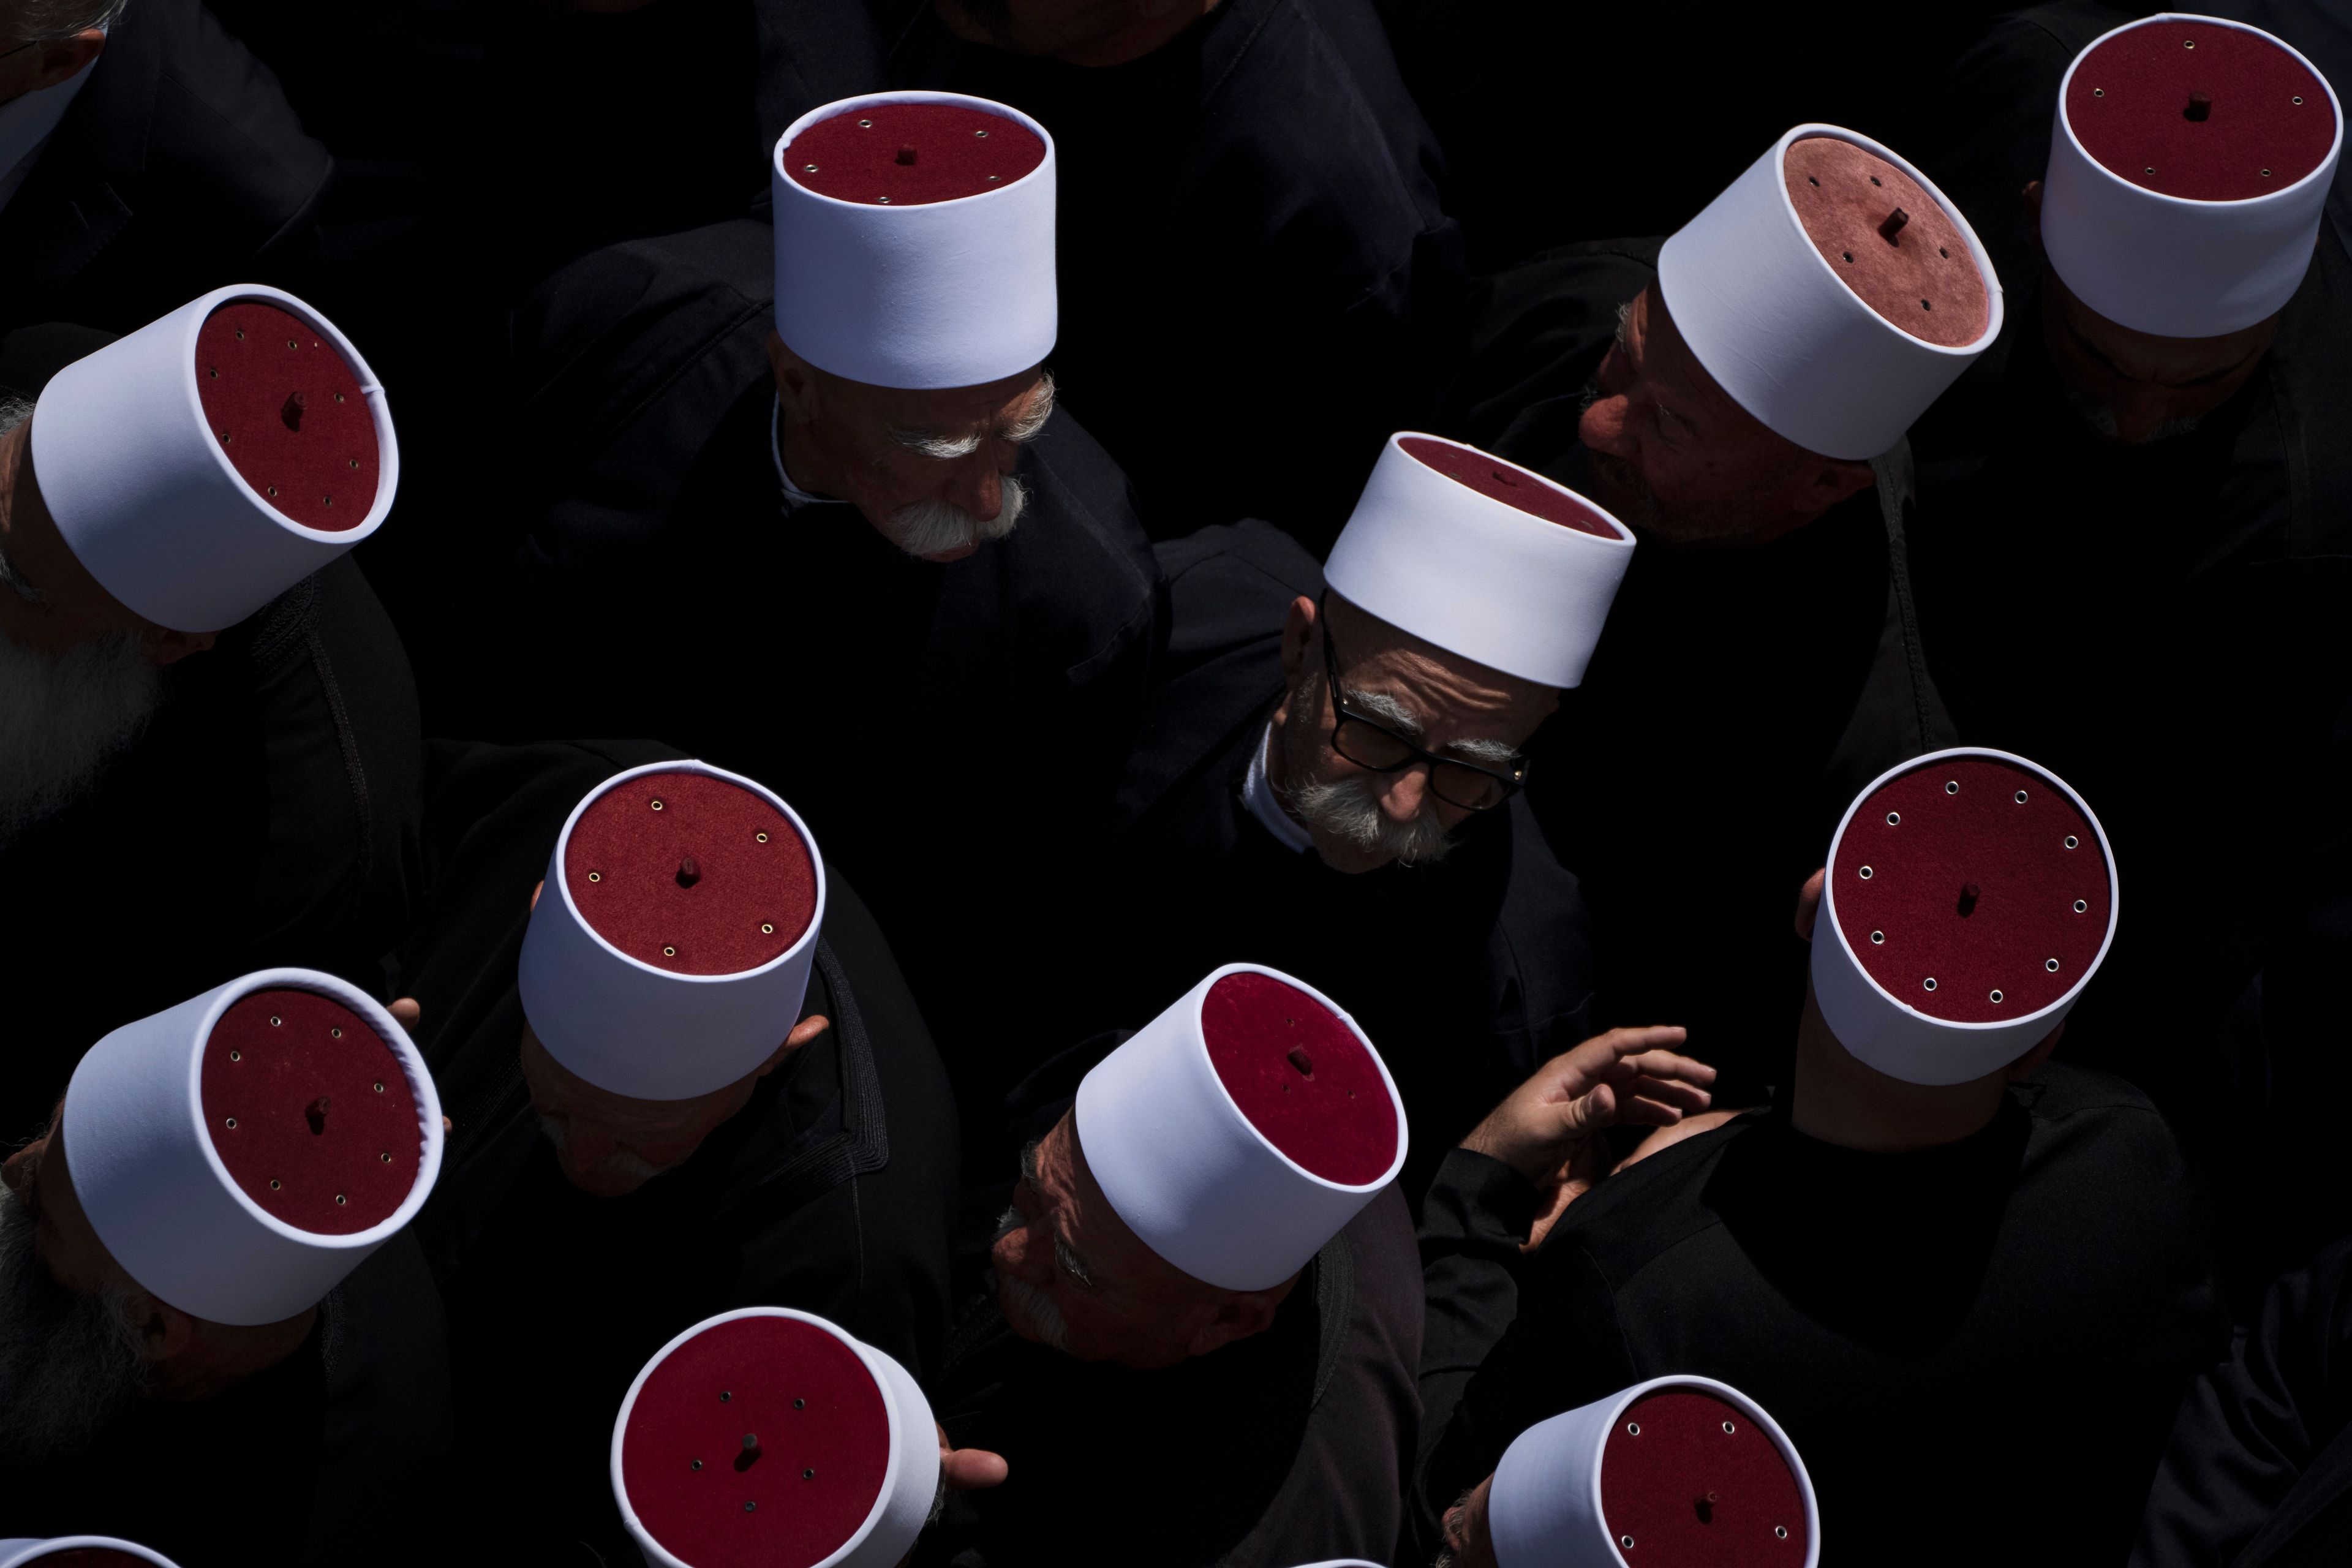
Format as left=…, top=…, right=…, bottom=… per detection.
left=1317, top=596, right=1529, bottom=812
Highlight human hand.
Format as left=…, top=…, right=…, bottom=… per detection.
left=937, top=1423, right=1007, bottom=1490
left=1460, top=1027, right=1715, bottom=1185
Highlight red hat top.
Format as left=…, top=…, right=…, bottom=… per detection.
left=2067, top=18, right=2335, bottom=202
left=1396, top=435, right=1620, bottom=540
left=563, top=768, right=820, bottom=978
left=195, top=300, right=380, bottom=533
left=1600, top=1388, right=1811, bottom=1564
left=782, top=99, right=1047, bottom=207
left=198, top=987, right=423, bottom=1235
left=1204, top=970, right=1400, bottom=1187
left=1828, top=753, right=2111, bottom=1025
left=1782, top=137, right=1989, bottom=348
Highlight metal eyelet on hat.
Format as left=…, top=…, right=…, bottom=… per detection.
left=330, top=1027, right=343, bottom=1039
left=1722, top=1419, right=1736, bottom=1433
left=1626, top=1421, right=1640, bottom=1436
left=2183, top=36, right=2195, bottom=47
left=1776, top=1526, right=1790, bottom=1540
left=761, top=923, right=775, bottom=935
left=2046, top=958, right=2061, bottom=972
left=380, top=1152, right=392, bottom=1163
left=975, top=128, right=989, bottom=138
left=1946, top=780, right=1959, bottom=794
left=2015, top=790, right=2028, bottom=804
left=270, top=1178, right=281, bottom=1190
left=1923, top=977, right=1937, bottom=991
left=1885, top=811, right=1900, bottom=825
left=1989, top=990, right=2003, bottom=1003
left=2065, top=835, right=2079, bottom=849
left=690, top=1459, right=703, bottom=1471
left=720, top=1390, right=732, bottom=1401
left=1859, top=865, right=1873, bottom=880
left=587, top=871, right=602, bottom=883
left=1619, top=1537, right=1635, bottom=1550
left=1870, top=931, right=1885, bottom=944
left=2074, top=899, right=2087, bottom=913
left=804, top=164, right=819, bottom=173
left=372, top=1080, right=385, bottom=1093
left=650, top=799, right=665, bottom=812
left=335, top=1193, right=347, bottom=1205
left=225, top=1117, right=237, bottom=1129
left=270, top=1015, right=284, bottom=1027
left=229, top=1050, right=241, bottom=1061
left=755, top=832, right=769, bottom=843
left=2094, top=87, right=2105, bottom=97
left=2294, top=96, right=2305, bottom=105
left=2261, top=169, right=2272, bottom=178
left=857, top=118, right=872, bottom=127
left=876, top=196, right=891, bottom=204
left=663, top=946, right=677, bottom=958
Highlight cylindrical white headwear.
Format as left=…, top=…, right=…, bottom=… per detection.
left=0, top=1540, right=183, bottom=1567
left=1488, top=1376, right=1819, bottom=1568
left=1074, top=964, right=1408, bottom=1292
left=1324, top=432, right=1634, bottom=689
left=1810, top=748, right=2119, bottom=1086
left=517, top=760, right=827, bottom=1102
left=1657, top=124, right=2002, bottom=459
left=60, top=968, right=443, bottom=1327
left=2042, top=14, right=2342, bottom=337
left=772, top=91, right=1056, bottom=390
left=29, top=285, right=398, bottom=632
left=611, top=1307, right=940, bottom=1568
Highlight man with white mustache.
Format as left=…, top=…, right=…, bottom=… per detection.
left=470, top=92, right=1159, bottom=1113
left=1022, top=433, right=1635, bottom=1199
left=0, top=291, right=419, bottom=1141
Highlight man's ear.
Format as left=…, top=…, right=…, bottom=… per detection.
left=1792, top=456, right=1876, bottom=518
left=141, top=627, right=215, bottom=667
left=1185, top=1289, right=1282, bottom=1359
left=127, top=1291, right=197, bottom=1366
left=766, top=331, right=820, bottom=421
left=1273, top=595, right=1318, bottom=724
left=23, top=31, right=105, bottom=95
left=1793, top=869, right=1825, bottom=942
left=2006, top=1021, right=2066, bottom=1082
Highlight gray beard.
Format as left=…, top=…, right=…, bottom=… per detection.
left=2064, top=386, right=2204, bottom=445
left=0, top=1185, right=148, bottom=1464
left=1283, top=771, right=1458, bottom=867
left=0, top=629, right=160, bottom=848
left=881, top=472, right=1027, bottom=559
left=990, top=1204, right=1071, bottom=1352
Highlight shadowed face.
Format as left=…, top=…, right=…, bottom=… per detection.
left=519, top=1023, right=785, bottom=1197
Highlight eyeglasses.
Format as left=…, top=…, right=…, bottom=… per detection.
left=1319, top=602, right=1527, bottom=812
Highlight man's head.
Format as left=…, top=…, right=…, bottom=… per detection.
left=519, top=1011, right=816, bottom=1197
left=766, top=334, right=1052, bottom=562
left=0, top=1106, right=317, bottom=1461
left=0, top=0, right=116, bottom=109
left=2027, top=181, right=2280, bottom=445
left=1433, top=1474, right=1498, bottom=1568
left=1577, top=287, right=1876, bottom=546
left=1267, top=592, right=1555, bottom=873
left=991, top=1110, right=1295, bottom=1369
left=933, top=0, right=1216, bottom=67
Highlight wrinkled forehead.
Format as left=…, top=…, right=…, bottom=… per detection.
left=856, top=364, right=1046, bottom=432
left=1326, top=595, right=1555, bottom=720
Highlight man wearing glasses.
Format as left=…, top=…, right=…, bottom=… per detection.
left=1035, top=433, right=1640, bottom=1202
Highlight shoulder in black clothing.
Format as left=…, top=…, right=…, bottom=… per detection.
left=0, top=0, right=331, bottom=337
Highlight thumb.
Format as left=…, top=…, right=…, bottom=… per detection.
left=941, top=1446, right=1009, bottom=1491
left=1554, top=1081, right=1616, bottom=1140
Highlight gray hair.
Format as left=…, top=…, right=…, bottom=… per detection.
left=0, top=396, right=31, bottom=439
left=6, top=0, right=128, bottom=42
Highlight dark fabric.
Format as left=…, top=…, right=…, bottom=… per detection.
left=1416, top=1063, right=2223, bottom=1568
left=0, top=554, right=422, bottom=1142
left=2137, top=1235, right=2352, bottom=1568
left=0, top=1232, right=451, bottom=1567
left=886, top=0, right=1467, bottom=551
left=925, top=1062, right=1421, bottom=1567
left=1906, top=10, right=2352, bottom=1295
left=1038, top=519, right=1597, bottom=1204
left=398, top=738, right=960, bottom=1564
left=437, top=216, right=1163, bottom=1131
left=0, top=0, right=331, bottom=338
left=1435, top=239, right=1934, bottom=1102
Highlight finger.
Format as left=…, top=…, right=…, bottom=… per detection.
left=1608, top=1098, right=1687, bottom=1129
left=1623, top=1075, right=1715, bottom=1113
left=787, top=1014, right=832, bottom=1048
left=942, top=1447, right=1009, bottom=1490
left=1619, top=1049, right=1717, bottom=1086
left=1550, top=1081, right=1616, bottom=1138
left=388, top=997, right=423, bottom=1028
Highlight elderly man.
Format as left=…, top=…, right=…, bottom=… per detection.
left=1415, top=750, right=2222, bottom=1567
left=458, top=91, right=1159, bottom=1079
left=0, top=293, right=419, bottom=1140
left=1902, top=6, right=2352, bottom=1286
left=0, top=971, right=450, bottom=1567
left=1439, top=123, right=2003, bottom=1101
left=394, top=740, right=959, bottom=1562
left=880, top=0, right=1466, bottom=549
left=928, top=965, right=1423, bottom=1566
left=0, top=0, right=328, bottom=336
left=1025, top=432, right=1632, bottom=1199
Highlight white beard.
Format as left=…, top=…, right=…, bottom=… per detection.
left=992, top=1204, right=1071, bottom=1352
left=880, top=472, right=1027, bottom=559
left=0, top=629, right=160, bottom=848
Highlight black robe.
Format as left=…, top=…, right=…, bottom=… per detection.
left=0, top=553, right=422, bottom=1142
left=1044, top=519, right=1596, bottom=1203
left=395, top=739, right=961, bottom=1562
left=0, top=1233, right=451, bottom=1567
left=426, top=215, right=1163, bottom=1111
left=1417, top=1063, right=2223, bottom=1568
left=883, top=0, right=1468, bottom=550
left=1439, top=239, right=1949, bottom=1102
left=923, top=1046, right=1422, bottom=1568
left=2137, top=1235, right=2352, bottom=1568
left=0, top=0, right=330, bottom=339
left=1904, top=4, right=2352, bottom=1289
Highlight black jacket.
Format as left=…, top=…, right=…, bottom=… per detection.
left=397, top=739, right=961, bottom=1562
left=1417, top=1064, right=2223, bottom=1567
left=0, top=0, right=330, bottom=337
left=885, top=0, right=1466, bottom=549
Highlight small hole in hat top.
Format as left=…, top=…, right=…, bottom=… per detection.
left=2148, top=165, right=2159, bottom=173
left=1723, top=1420, right=1736, bottom=1434
left=2296, top=96, right=2305, bottom=105
left=804, top=164, right=818, bottom=172
left=1807, top=175, right=1819, bottom=186
left=1859, top=865, right=1873, bottom=879
left=2015, top=790, right=2029, bottom=804
left=380, top=1152, right=391, bottom=1162
left=270, top=1179, right=281, bottom=1189
left=1946, top=780, right=1959, bottom=794
left=373, top=1081, right=384, bottom=1092
left=230, top=1050, right=241, bottom=1061
left=2048, top=958, right=2062, bottom=971
left=285, top=339, right=298, bottom=349
left=2263, top=168, right=2272, bottom=177
left=858, top=118, right=871, bottom=127
left=1870, top=175, right=1882, bottom=186
left=1990, top=990, right=2004, bottom=1003
left=1924, top=977, right=1938, bottom=990
left=1940, top=246, right=1950, bottom=257
left=1871, top=930, right=1885, bottom=944
left=651, top=799, right=665, bottom=811
left=1627, top=1422, right=1642, bottom=1436
left=975, top=127, right=989, bottom=137
left=2095, top=87, right=2106, bottom=96
left=664, top=946, right=677, bottom=958
left=756, top=832, right=769, bottom=842
left=331, top=1027, right=342, bottom=1038
left=2075, top=899, right=2088, bottom=913
left=875, top=196, right=890, bottom=203
left=225, top=1117, right=237, bottom=1128
left=1777, top=1526, right=1790, bottom=1539
left=1921, top=300, right=1931, bottom=310
left=271, top=1016, right=283, bottom=1027
left=2184, top=36, right=2195, bottom=47
left=762, top=923, right=775, bottom=935
left=1842, top=251, right=1854, bottom=262
left=1887, top=811, right=1901, bottom=824
left=335, top=1193, right=347, bottom=1205
left=2065, top=835, right=2079, bottom=849
left=1621, top=1537, right=1635, bottom=1550
left=588, top=872, right=601, bottom=882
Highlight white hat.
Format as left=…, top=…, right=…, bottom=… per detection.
left=1488, top=1376, right=1819, bottom=1568
left=516, top=760, right=827, bottom=1102
left=611, top=1307, right=939, bottom=1568
left=1810, top=748, right=2119, bottom=1087
left=1324, top=432, right=1634, bottom=689
left=2042, top=13, right=2342, bottom=337
left=29, top=285, right=397, bottom=633
left=1657, top=124, right=2002, bottom=460
left=59, top=968, right=443, bottom=1327
left=0, top=1541, right=183, bottom=1567
left=772, top=91, right=1055, bottom=390
left=1074, top=964, right=1407, bottom=1292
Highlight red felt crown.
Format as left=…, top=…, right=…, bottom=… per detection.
left=195, top=302, right=377, bottom=533
left=783, top=100, right=1047, bottom=206
left=1202, top=972, right=1397, bottom=1186
left=1400, top=436, right=1621, bottom=538
left=2068, top=19, right=2335, bottom=202
left=1600, top=1390, right=1810, bottom=1565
